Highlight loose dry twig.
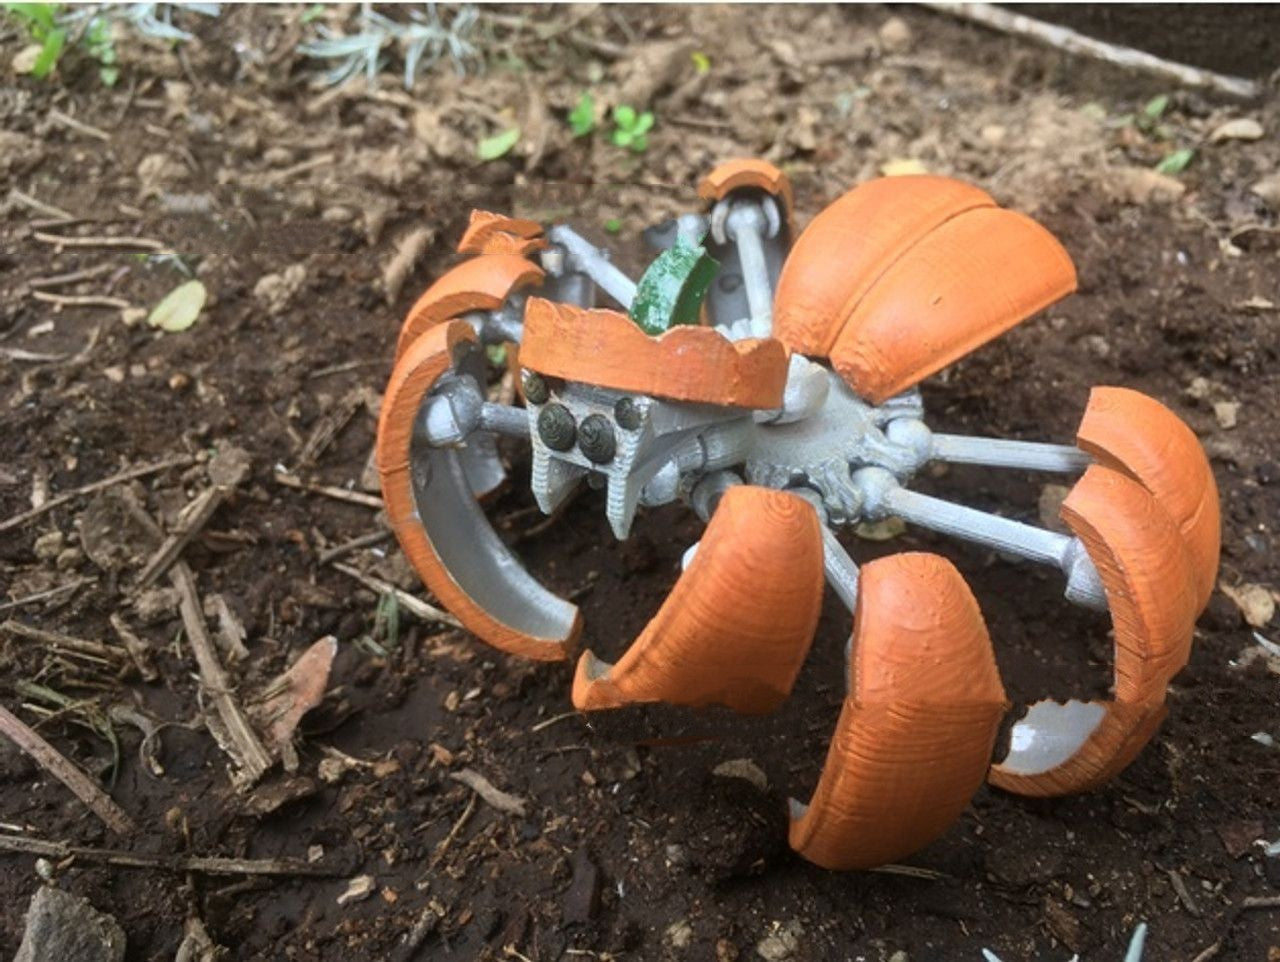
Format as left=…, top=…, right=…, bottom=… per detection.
left=1242, top=896, right=1280, bottom=909
left=0, top=455, right=194, bottom=535
left=331, top=563, right=461, bottom=628
left=33, top=231, right=168, bottom=252
left=0, top=347, right=68, bottom=363
left=297, top=388, right=368, bottom=468
left=922, top=3, right=1263, bottom=99
left=273, top=471, right=384, bottom=509
left=108, top=614, right=158, bottom=682
left=0, top=833, right=343, bottom=876
left=0, top=703, right=136, bottom=835
left=450, top=768, right=528, bottom=816
left=28, top=263, right=115, bottom=290
left=1, top=619, right=128, bottom=665
left=171, top=563, right=272, bottom=788
left=317, top=530, right=392, bottom=565
left=429, top=791, right=477, bottom=867
left=8, top=189, right=76, bottom=221
left=30, top=291, right=131, bottom=310
left=0, top=577, right=93, bottom=614
left=48, top=108, right=112, bottom=142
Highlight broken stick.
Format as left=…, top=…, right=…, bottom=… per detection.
left=0, top=833, right=343, bottom=877
left=0, top=704, right=136, bottom=835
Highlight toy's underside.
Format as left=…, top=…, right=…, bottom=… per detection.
left=376, top=161, right=1220, bottom=870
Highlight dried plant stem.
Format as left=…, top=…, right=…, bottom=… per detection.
left=28, top=263, right=115, bottom=290
left=331, top=562, right=461, bottom=628
left=0, top=703, right=136, bottom=835
left=273, top=471, right=384, bottom=509
left=8, top=189, right=75, bottom=221
left=0, top=455, right=194, bottom=535
left=30, top=291, right=131, bottom=310
left=0, top=577, right=93, bottom=614
left=48, top=108, right=111, bottom=142
left=0, top=833, right=342, bottom=877
left=171, top=563, right=272, bottom=787
left=1, top=619, right=128, bottom=665
left=33, top=231, right=167, bottom=252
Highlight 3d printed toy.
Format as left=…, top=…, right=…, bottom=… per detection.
left=376, top=161, right=1219, bottom=870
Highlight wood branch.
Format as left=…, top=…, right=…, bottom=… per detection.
left=273, top=471, right=384, bottom=509
left=171, top=563, right=272, bottom=788
left=0, top=704, right=136, bottom=835
left=922, top=3, right=1264, bottom=99
left=0, top=833, right=344, bottom=876
left=330, top=563, right=461, bottom=628
left=0, top=455, right=194, bottom=534
left=1, top=619, right=129, bottom=665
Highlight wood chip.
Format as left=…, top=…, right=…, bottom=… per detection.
left=249, top=636, right=337, bottom=772
left=450, top=768, right=528, bottom=816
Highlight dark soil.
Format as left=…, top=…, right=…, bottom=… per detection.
left=1, top=5, right=1278, bottom=961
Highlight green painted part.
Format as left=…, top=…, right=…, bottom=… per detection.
left=630, top=238, right=720, bottom=335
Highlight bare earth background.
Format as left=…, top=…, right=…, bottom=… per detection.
left=1, top=5, right=1279, bottom=960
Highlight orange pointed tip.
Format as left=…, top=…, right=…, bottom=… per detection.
left=1077, top=386, right=1220, bottom=610
left=789, top=553, right=1008, bottom=870
left=377, top=320, right=579, bottom=662
left=395, top=253, right=544, bottom=360
left=519, top=298, right=788, bottom=408
left=457, top=209, right=548, bottom=257
left=572, top=487, right=823, bottom=714
left=989, top=464, right=1198, bottom=797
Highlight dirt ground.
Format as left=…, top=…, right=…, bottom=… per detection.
left=1, top=5, right=1279, bottom=961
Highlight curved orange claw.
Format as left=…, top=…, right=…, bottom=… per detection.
left=519, top=298, right=789, bottom=409
left=377, top=320, right=581, bottom=661
left=395, top=253, right=544, bottom=360
left=572, top=487, right=824, bottom=714
left=1077, top=386, right=1220, bottom=611
left=789, top=553, right=1008, bottom=871
left=697, top=158, right=796, bottom=240
left=456, top=209, right=547, bottom=258
left=989, top=465, right=1198, bottom=796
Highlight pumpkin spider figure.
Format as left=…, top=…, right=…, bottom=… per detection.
left=376, top=161, right=1219, bottom=870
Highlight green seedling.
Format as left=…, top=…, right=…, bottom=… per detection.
left=1155, top=148, right=1194, bottom=175
left=4, top=3, right=67, bottom=79
left=84, top=15, right=118, bottom=86
left=691, top=50, right=710, bottom=74
left=477, top=126, right=520, bottom=161
left=568, top=91, right=595, bottom=137
left=603, top=217, right=622, bottom=234
left=611, top=104, right=654, bottom=153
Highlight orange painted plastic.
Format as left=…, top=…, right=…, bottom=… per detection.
left=519, top=297, right=788, bottom=408
left=988, top=465, right=1198, bottom=796
left=395, top=253, right=544, bottom=359
left=572, top=487, right=823, bottom=714
left=456, top=209, right=547, bottom=258
left=828, top=205, right=1077, bottom=404
left=789, top=553, right=1008, bottom=870
left=773, top=175, right=995, bottom=357
left=1077, top=386, right=1220, bottom=610
left=377, top=320, right=581, bottom=661
left=697, top=158, right=796, bottom=239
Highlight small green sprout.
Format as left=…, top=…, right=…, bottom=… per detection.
left=1155, top=148, right=1194, bottom=175
left=477, top=126, right=520, bottom=161
left=603, top=217, right=622, bottom=234
left=611, top=104, right=654, bottom=153
left=85, top=16, right=118, bottom=87
left=568, top=91, right=595, bottom=137
left=690, top=50, right=710, bottom=74
left=4, top=3, right=68, bottom=79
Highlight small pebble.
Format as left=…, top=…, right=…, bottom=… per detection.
left=878, top=16, right=913, bottom=51
left=1214, top=400, right=1240, bottom=430
left=33, top=530, right=64, bottom=560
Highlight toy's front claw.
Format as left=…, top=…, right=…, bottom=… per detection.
left=377, top=320, right=580, bottom=662
left=571, top=486, right=824, bottom=714
left=989, top=464, right=1199, bottom=795
left=789, top=552, right=1008, bottom=870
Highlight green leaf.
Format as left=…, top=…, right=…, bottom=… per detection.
left=613, top=104, right=636, bottom=128
left=1143, top=94, right=1169, bottom=119
left=4, top=3, right=58, bottom=35
left=610, top=128, right=632, bottom=148
left=476, top=126, right=520, bottom=161
left=1155, top=148, right=1194, bottom=175
left=300, top=2, right=325, bottom=23
left=568, top=91, right=595, bottom=137
left=99, top=64, right=118, bottom=86
left=147, top=280, right=207, bottom=332
left=31, top=26, right=65, bottom=77
left=632, top=111, right=654, bottom=135
left=691, top=51, right=710, bottom=74
left=603, top=217, right=622, bottom=234
left=628, top=133, right=648, bottom=153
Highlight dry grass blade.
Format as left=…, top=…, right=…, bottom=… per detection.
left=0, top=703, right=136, bottom=835
left=273, top=471, right=385, bottom=509
left=331, top=563, right=461, bottom=628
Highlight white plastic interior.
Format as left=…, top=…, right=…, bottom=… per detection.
left=998, top=699, right=1107, bottom=775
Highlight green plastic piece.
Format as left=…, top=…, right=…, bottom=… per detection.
left=629, top=237, right=719, bottom=335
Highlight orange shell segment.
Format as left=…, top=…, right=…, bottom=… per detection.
left=395, top=253, right=544, bottom=359
left=519, top=297, right=788, bottom=408
left=697, top=158, right=796, bottom=238
left=988, top=465, right=1199, bottom=796
left=1077, top=386, right=1220, bottom=610
left=457, top=209, right=548, bottom=257
left=571, top=486, right=824, bottom=714
left=829, top=206, right=1077, bottom=404
left=773, top=175, right=996, bottom=357
left=789, top=553, right=1008, bottom=871
left=377, top=321, right=580, bottom=661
